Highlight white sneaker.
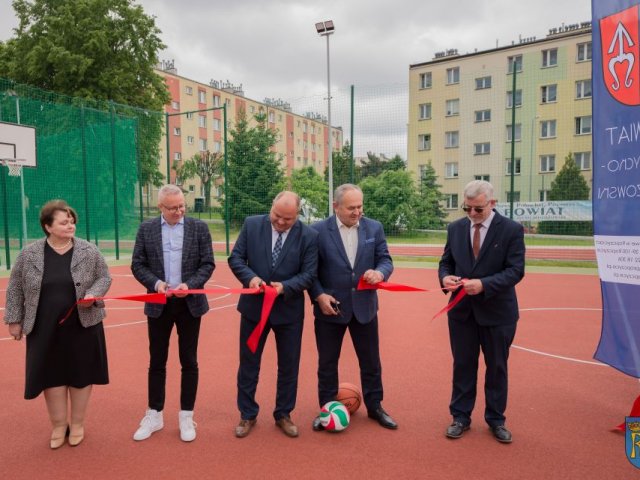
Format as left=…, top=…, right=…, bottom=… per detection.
left=133, top=409, right=164, bottom=441
left=179, top=410, right=197, bottom=442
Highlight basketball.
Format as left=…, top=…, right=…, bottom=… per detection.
left=336, top=382, right=362, bottom=414
left=319, top=401, right=350, bottom=431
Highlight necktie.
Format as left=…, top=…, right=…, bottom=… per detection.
left=272, top=232, right=283, bottom=267
left=473, top=223, right=482, bottom=259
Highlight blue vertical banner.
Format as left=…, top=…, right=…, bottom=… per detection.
left=593, top=0, right=640, bottom=377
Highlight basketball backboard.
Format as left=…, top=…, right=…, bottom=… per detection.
left=0, top=120, right=36, bottom=167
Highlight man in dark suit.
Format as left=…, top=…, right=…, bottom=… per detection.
left=228, top=191, right=318, bottom=438
left=438, top=180, right=525, bottom=443
left=310, top=184, right=397, bottom=431
left=131, top=184, right=214, bottom=442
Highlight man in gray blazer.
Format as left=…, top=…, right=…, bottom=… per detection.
left=228, top=191, right=318, bottom=438
left=310, top=184, right=397, bottom=430
left=131, top=184, right=214, bottom=442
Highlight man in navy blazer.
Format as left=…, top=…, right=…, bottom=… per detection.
left=228, top=191, right=318, bottom=438
left=438, top=180, right=525, bottom=444
left=131, top=184, right=214, bottom=442
left=310, top=184, right=397, bottom=431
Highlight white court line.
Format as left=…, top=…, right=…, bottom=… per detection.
left=513, top=306, right=606, bottom=367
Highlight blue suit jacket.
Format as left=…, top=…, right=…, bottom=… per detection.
left=228, top=215, right=318, bottom=325
left=309, top=215, right=393, bottom=325
left=131, top=216, right=215, bottom=318
left=438, top=211, right=525, bottom=326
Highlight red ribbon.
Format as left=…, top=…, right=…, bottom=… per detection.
left=615, top=393, right=640, bottom=431
left=356, top=277, right=468, bottom=319
left=58, top=286, right=278, bottom=354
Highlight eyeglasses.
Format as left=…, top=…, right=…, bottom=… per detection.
left=161, top=204, right=186, bottom=213
left=461, top=202, right=491, bottom=214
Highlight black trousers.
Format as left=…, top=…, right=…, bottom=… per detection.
left=237, top=315, right=303, bottom=421
left=448, top=315, right=517, bottom=428
left=147, top=297, right=201, bottom=411
left=314, top=315, right=383, bottom=411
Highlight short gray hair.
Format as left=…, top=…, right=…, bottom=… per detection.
left=158, top=184, right=183, bottom=203
left=463, top=180, right=494, bottom=201
left=334, top=184, right=362, bottom=205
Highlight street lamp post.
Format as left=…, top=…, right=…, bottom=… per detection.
left=315, top=20, right=335, bottom=216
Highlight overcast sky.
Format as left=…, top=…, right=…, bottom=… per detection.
left=0, top=0, right=592, bottom=157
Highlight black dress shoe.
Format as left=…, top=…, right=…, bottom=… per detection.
left=367, top=406, right=398, bottom=429
left=312, top=415, right=324, bottom=431
left=491, top=425, right=512, bottom=443
left=445, top=421, right=470, bottom=439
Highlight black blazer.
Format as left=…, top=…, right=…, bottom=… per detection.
left=438, top=211, right=525, bottom=326
left=131, top=216, right=215, bottom=318
left=228, top=215, right=318, bottom=325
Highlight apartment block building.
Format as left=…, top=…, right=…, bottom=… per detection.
left=408, top=22, right=592, bottom=221
left=156, top=63, right=342, bottom=205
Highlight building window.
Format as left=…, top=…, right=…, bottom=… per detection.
left=173, top=127, right=181, bottom=136
left=506, top=124, right=521, bottom=142
left=474, top=142, right=491, bottom=155
left=506, top=191, right=521, bottom=202
left=225, top=98, right=231, bottom=106
left=475, top=174, right=490, bottom=181
left=505, top=158, right=521, bottom=175
left=445, top=131, right=459, bottom=148
left=189, top=185, right=195, bottom=192
left=174, top=152, right=181, bottom=161
left=212, top=118, right=220, bottom=131
left=213, top=95, right=220, bottom=107
left=303, top=123, right=307, bottom=133
left=198, top=116, right=206, bottom=128
left=419, top=72, right=432, bottom=89
left=213, top=141, right=221, bottom=152
left=506, top=90, right=522, bottom=108
left=185, top=112, right=194, bottom=120
left=171, top=101, right=179, bottom=110
left=539, top=190, right=550, bottom=201
left=418, top=134, right=431, bottom=151
left=576, top=80, right=592, bottom=99
left=540, top=120, right=557, bottom=139
left=475, top=109, right=491, bottom=122
left=198, top=90, right=206, bottom=103
left=446, top=67, right=460, bottom=85
left=542, top=48, right=558, bottom=67
left=445, top=162, right=459, bottom=178
left=249, top=106, right=255, bottom=113
left=576, top=116, right=592, bottom=135
left=575, top=151, right=592, bottom=170
left=541, top=84, right=557, bottom=103
left=445, top=194, right=459, bottom=209
left=187, top=136, right=194, bottom=145
left=419, top=103, right=432, bottom=120
left=577, top=42, right=592, bottom=62
left=185, top=86, right=193, bottom=95
left=269, top=111, right=275, bottom=123
left=507, top=55, right=523, bottom=73
left=540, top=154, right=556, bottom=172
left=446, top=99, right=460, bottom=116
left=475, top=76, right=492, bottom=89
left=418, top=164, right=429, bottom=180
left=199, top=138, right=207, bottom=151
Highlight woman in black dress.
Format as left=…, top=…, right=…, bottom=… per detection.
left=4, top=200, right=111, bottom=449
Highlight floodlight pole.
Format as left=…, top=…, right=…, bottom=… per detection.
left=317, top=21, right=335, bottom=216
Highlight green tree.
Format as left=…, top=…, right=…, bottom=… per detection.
left=416, top=162, right=447, bottom=229
left=173, top=150, right=223, bottom=209
left=385, top=154, right=406, bottom=172
left=538, top=153, right=592, bottom=235
left=324, top=141, right=359, bottom=186
left=359, top=152, right=386, bottom=178
left=0, top=0, right=170, bottom=186
left=359, top=170, right=421, bottom=234
left=290, top=167, right=328, bottom=223
left=224, top=110, right=284, bottom=226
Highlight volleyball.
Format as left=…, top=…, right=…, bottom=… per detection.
left=319, top=401, right=350, bottom=431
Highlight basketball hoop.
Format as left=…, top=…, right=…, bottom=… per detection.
left=1, top=158, right=23, bottom=177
